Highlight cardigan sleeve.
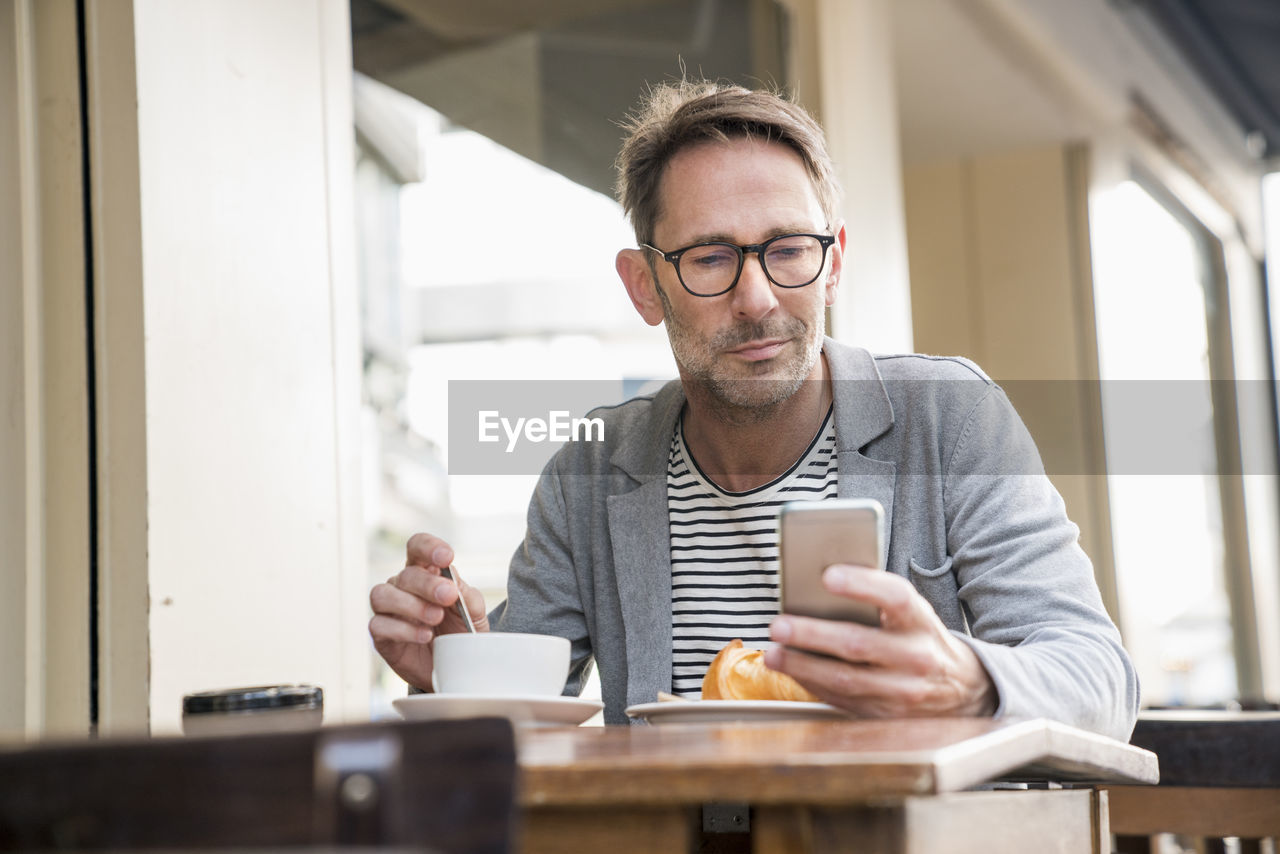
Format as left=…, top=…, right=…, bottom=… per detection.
left=489, top=461, right=595, bottom=697
left=943, top=386, right=1140, bottom=741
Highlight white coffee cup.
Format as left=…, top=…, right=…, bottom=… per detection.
left=432, top=632, right=570, bottom=697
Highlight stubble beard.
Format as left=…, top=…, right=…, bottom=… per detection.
left=658, top=285, right=825, bottom=424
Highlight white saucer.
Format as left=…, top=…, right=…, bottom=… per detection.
left=625, top=699, right=852, bottom=725
left=392, top=693, right=603, bottom=727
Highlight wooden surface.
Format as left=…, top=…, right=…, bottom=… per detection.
left=516, top=717, right=1157, bottom=807
left=517, top=717, right=1146, bottom=853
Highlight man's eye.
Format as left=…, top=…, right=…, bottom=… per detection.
left=766, top=246, right=804, bottom=262
left=686, top=248, right=737, bottom=268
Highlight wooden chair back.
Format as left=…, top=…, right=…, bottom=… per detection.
left=1107, top=710, right=1280, bottom=854
left=0, top=717, right=517, bottom=853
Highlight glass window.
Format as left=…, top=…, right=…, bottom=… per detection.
left=1093, top=179, right=1239, bottom=706
left=350, top=0, right=791, bottom=718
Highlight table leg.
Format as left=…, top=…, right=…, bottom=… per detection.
left=518, top=805, right=695, bottom=854
left=753, top=805, right=895, bottom=854
left=755, top=790, right=1099, bottom=854
left=1113, top=835, right=1152, bottom=854
left=751, top=807, right=806, bottom=854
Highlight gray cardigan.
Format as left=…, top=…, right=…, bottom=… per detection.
left=491, top=339, right=1140, bottom=740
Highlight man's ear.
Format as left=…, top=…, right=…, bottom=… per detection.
left=824, top=222, right=846, bottom=308
left=617, top=248, right=666, bottom=326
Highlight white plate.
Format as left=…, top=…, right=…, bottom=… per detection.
left=625, top=699, right=852, bottom=724
left=392, top=693, right=603, bottom=728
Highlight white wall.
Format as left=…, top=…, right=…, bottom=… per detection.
left=779, top=0, right=914, bottom=353
left=904, top=146, right=1118, bottom=619
left=815, top=0, right=913, bottom=352
left=89, top=0, right=368, bottom=734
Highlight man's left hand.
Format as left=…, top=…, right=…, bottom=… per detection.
left=763, top=565, right=998, bottom=718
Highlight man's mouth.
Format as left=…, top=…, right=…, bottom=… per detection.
left=728, top=338, right=788, bottom=361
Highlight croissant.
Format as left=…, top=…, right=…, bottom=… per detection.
left=701, top=639, right=820, bottom=702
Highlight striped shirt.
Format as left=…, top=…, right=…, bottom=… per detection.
left=668, top=408, right=840, bottom=697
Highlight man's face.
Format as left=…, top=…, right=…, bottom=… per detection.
left=648, top=137, right=840, bottom=412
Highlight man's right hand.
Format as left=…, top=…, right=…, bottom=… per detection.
left=368, top=533, right=490, bottom=691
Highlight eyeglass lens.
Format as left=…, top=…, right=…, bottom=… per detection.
left=679, top=235, right=826, bottom=295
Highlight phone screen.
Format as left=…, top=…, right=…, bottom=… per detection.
left=778, top=498, right=885, bottom=625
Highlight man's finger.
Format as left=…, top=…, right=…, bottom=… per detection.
left=368, top=614, right=434, bottom=646
left=405, top=533, right=453, bottom=569
left=764, top=644, right=929, bottom=714
left=390, top=565, right=452, bottom=604
left=771, top=614, right=906, bottom=669
left=370, top=581, right=446, bottom=626
left=444, top=566, right=485, bottom=613
left=823, top=566, right=930, bottom=628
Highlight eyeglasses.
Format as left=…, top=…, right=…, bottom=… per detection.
left=642, top=233, right=836, bottom=297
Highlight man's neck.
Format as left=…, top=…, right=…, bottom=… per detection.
left=681, top=353, right=832, bottom=493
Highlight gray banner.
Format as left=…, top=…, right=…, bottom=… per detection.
left=444, top=379, right=1280, bottom=475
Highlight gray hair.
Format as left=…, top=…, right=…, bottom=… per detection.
left=615, top=79, right=841, bottom=245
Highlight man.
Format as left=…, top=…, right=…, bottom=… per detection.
left=369, top=80, right=1139, bottom=740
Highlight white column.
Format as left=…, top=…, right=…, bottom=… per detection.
left=0, top=0, right=37, bottom=739
left=815, top=0, right=914, bottom=352
left=86, top=0, right=368, bottom=734
left=0, top=0, right=94, bottom=740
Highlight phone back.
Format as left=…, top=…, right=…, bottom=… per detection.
left=778, top=499, right=884, bottom=625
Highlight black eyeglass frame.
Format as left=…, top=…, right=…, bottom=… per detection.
left=642, top=233, right=837, bottom=297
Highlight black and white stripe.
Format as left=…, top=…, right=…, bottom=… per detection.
left=668, top=409, right=839, bottom=697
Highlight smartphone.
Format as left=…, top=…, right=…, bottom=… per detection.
left=778, top=498, right=885, bottom=625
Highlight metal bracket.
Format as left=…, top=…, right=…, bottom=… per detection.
left=314, top=730, right=405, bottom=845
left=702, top=802, right=751, bottom=833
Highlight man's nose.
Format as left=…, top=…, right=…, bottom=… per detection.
left=729, top=252, right=778, bottom=319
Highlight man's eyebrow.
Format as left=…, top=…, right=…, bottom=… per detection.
left=677, top=224, right=823, bottom=246
left=760, top=224, right=824, bottom=240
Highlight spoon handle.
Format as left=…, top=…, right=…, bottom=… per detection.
left=440, top=566, right=478, bottom=633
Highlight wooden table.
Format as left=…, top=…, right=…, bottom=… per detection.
left=516, top=717, right=1159, bottom=854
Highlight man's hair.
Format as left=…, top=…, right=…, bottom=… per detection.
left=615, top=79, right=841, bottom=246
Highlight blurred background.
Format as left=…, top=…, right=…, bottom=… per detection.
left=3, top=0, right=1279, bottom=738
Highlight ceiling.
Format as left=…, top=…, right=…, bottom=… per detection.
left=891, top=0, right=1280, bottom=167
left=349, top=0, right=1280, bottom=172
left=1138, top=0, right=1280, bottom=162
left=891, top=0, right=1091, bottom=165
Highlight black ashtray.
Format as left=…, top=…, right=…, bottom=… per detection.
left=182, top=684, right=324, bottom=736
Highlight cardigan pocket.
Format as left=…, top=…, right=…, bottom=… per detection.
left=908, top=555, right=954, bottom=578
left=907, top=555, right=965, bottom=631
